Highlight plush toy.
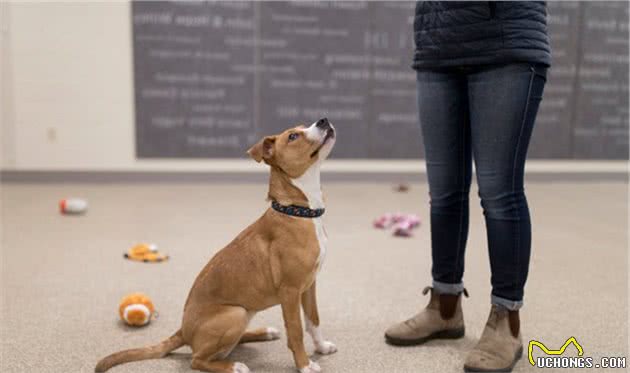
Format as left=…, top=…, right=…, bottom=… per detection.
left=373, top=213, right=422, bottom=237
left=119, top=293, right=156, bottom=326
left=124, top=243, right=169, bottom=263
left=373, top=213, right=406, bottom=229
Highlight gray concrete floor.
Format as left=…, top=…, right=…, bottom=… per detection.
left=1, top=181, right=628, bottom=373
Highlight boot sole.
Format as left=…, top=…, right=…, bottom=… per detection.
left=463, top=345, right=524, bottom=373
left=384, top=327, right=465, bottom=346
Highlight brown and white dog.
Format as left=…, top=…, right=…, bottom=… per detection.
left=95, top=118, right=337, bottom=373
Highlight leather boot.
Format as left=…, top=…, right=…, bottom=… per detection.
left=464, top=305, right=523, bottom=372
left=384, top=286, right=468, bottom=346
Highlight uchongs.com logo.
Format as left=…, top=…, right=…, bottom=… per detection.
left=528, top=337, right=627, bottom=369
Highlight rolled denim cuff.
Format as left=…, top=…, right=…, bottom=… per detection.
left=432, top=280, right=465, bottom=295
left=491, top=294, right=523, bottom=311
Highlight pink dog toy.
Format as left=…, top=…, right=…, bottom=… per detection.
left=405, top=214, right=421, bottom=228
left=393, top=215, right=421, bottom=237
left=373, top=213, right=406, bottom=229
left=374, top=213, right=421, bottom=237
left=393, top=220, right=415, bottom=237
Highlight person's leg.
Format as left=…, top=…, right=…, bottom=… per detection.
left=464, top=63, right=547, bottom=372
left=468, top=63, right=546, bottom=308
left=418, top=69, right=473, bottom=294
left=384, top=69, right=472, bottom=346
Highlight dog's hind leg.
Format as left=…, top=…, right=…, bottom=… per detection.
left=189, top=305, right=251, bottom=373
left=239, top=327, right=281, bottom=344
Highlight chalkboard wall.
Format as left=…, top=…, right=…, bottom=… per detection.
left=132, top=1, right=629, bottom=159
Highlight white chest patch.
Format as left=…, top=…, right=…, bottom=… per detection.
left=311, top=217, right=327, bottom=272
left=291, top=160, right=328, bottom=272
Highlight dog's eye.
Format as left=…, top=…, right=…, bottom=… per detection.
left=288, top=133, right=299, bottom=142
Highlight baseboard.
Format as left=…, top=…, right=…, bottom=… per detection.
left=1, top=160, right=627, bottom=183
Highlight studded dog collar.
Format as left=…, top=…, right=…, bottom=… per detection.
left=271, top=201, right=325, bottom=218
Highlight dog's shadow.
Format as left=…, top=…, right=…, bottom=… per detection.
left=166, top=344, right=294, bottom=372
left=113, top=321, right=311, bottom=372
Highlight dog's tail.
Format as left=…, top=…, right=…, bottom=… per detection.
left=94, top=329, right=184, bottom=372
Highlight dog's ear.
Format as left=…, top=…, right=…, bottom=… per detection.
left=247, top=136, right=276, bottom=163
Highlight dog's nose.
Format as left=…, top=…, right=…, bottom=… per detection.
left=316, top=118, right=330, bottom=129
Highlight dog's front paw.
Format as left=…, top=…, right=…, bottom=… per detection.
left=315, top=341, right=337, bottom=355
left=265, top=327, right=281, bottom=340
left=233, top=362, right=251, bottom=373
left=299, top=360, right=321, bottom=373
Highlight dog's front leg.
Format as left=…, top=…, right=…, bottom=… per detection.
left=280, top=288, right=320, bottom=373
left=301, top=282, right=337, bottom=355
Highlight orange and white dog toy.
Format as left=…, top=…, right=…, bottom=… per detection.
left=119, top=293, right=156, bottom=327
left=59, top=198, right=88, bottom=214
left=124, top=243, right=169, bottom=263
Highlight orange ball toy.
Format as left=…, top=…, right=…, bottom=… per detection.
left=119, top=293, right=155, bottom=327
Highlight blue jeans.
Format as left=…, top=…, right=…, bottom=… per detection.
left=417, top=63, right=547, bottom=310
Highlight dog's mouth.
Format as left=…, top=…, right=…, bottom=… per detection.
left=310, top=129, right=335, bottom=158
